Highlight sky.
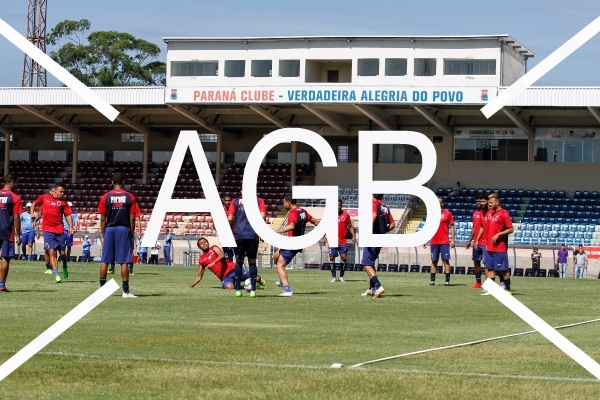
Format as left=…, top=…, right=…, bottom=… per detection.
left=1, top=0, right=599, bottom=87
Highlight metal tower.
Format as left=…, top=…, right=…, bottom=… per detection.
left=22, top=0, right=48, bottom=87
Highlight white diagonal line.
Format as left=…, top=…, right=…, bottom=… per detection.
left=482, top=280, right=600, bottom=380
left=481, top=16, right=600, bottom=118
left=0, top=280, right=119, bottom=382
left=0, top=17, right=120, bottom=122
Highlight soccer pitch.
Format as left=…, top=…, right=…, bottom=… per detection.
left=1, top=262, right=600, bottom=399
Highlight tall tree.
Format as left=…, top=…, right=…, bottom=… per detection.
left=48, top=19, right=166, bottom=86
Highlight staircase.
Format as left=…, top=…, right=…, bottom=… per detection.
left=403, top=199, right=426, bottom=234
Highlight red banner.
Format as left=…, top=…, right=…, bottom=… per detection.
left=582, top=246, right=600, bottom=259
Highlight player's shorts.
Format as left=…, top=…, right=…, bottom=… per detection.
left=21, top=231, right=36, bottom=245
left=221, top=269, right=251, bottom=289
left=472, top=244, right=485, bottom=261
left=63, top=230, right=73, bottom=247
left=234, top=239, right=259, bottom=260
left=361, top=247, right=381, bottom=266
left=489, top=251, right=509, bottom=272
left=431, top=244, right=450, bottom=261
left=483, top=248, right=494, bottom=270
left=101, top=226, right=132, bottom=264
left=329, top=245, right=348, bottom=258
left=43, top=232, right=66, bottom=252
left=223, top=247, right=235, bottom=261
left=279, top=249, right=302, bottom=265
left=0, top=239, right=15, bottom=258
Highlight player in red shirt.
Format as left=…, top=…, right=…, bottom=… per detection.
left=0, top=174, right=22, bottom=292
left=190, top=237, right=265, bottom=289
left=482, top=193, right=514, bottom=294
left=33, top=183, right=73, bottom=283
left=323, top=200, right=355, bottom=283
left=423, top=197, right=455, bottom=286
left=465, top=193, right=488, bottom=289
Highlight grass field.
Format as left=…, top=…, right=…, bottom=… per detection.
left=1, top=261, right=600, bottom=399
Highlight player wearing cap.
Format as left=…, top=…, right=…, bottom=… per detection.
left=0, top=174, right=22, bottom=292
left=61, top=201, right=78, bottom=277
left=20, top=202, right=36, bottom=261
left=98, top=172, right=139, bottom=298
left=33, top=183, right=73, bottom=283
left=82, top=235, right=92, bottom=262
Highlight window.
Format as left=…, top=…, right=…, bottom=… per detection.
left=414, top=58, right=437, bottom=76
left=224, top=60, right=245, bottom=77
left=385, top=58, right=407, bottom=76
left=251, top=60, right=272, bottom=77
left=121, top=133, right=144, bottom=142
left=0, top=135, right=13, bottom=141
left=444, top=59, right=496, bottom=75
left=199, top=133, right=218, bottom=143
left=54, top=133, right=77, bottom=142
left=357, top=59, right=379, bottom=76
left=454, top=139, right=528, bottom=161
left=279, top=60, right=300, bottom=77
left=170, top=61, right=218, bottom=77
left=534, top=140, right=600, bottom=163
left=337, top=146, right=349, bottom=163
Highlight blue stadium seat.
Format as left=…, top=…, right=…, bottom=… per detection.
left=558, top=190, right=566, bottom=198
left=549, top=190, right=557, bottom=198
left=541, top=190, right=549, bottom=197
left=583, top=191, right=590, bottom=198
left=592, top=191, right=599, bottom=199
left=575, top=191, right=582, bottom=198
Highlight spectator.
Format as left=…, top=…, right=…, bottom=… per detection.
left=531, top=247, right=542, bottom=277
left=149, top=242, right=160, bottom=265
left=82, top=235, right=92, bottom=262
left=138, top=234, right=148, bottom=264
left=556, top=243, right=569, bottom=278
left=449, top=181, right=462, bottom=198
left=573, top=245, right=588, bottom=279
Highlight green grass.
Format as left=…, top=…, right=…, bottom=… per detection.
left=1, top=262, right=600, bottom=399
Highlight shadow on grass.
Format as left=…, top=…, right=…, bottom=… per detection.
left=11, top=289, right=59, bottom=293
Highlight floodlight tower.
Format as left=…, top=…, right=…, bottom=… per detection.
left=22, top=0, right=48, bottom=87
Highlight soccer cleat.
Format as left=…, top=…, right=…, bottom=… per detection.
left=500, top=282, right=506, bottom=289
left=275, top=280, right=283, bottom=287
left=339, top=277, right=345, bottom=283
left=471, top=282, right=483, bottom=289
left=279, top=291, right=293, bottom=297
left=62, top=268, right=68, bottom=279
left=429, top=281, right=435, bottom=286
left=258, top=278, right=266, bottom=288
left=0, top=287, right=10, bottom=293
left=480, top=291, right=491, bottom=296
left=107, top=269, right=114, bottom=275
left=249, top=291, right=256, bottom=298
left=330, top=277, right=337, bottom=283
left=235, top=290, right=243, bottom=298
left=44, top=269, right=53, bottom=275
left=505, top=290, right=513, bottom=295
left=122, top=292, right=137, bottom=298
left=361, top=289, right=373, bottom=296
left=478, top=289, right=487, bottom=294
left=55, top=275, right=62, bottom=283
left=444, top=282, right=450, bottom=286
left=373, top=286, right=385, bottom=298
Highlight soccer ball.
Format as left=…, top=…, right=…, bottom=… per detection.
left=243, top=279, right=252, bottom=292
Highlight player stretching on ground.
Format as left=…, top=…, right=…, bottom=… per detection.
left=323, top=200, right=355, bottom=283
left=0, top=174, right=22, bottom=292
left=190, top=237, right=266, bottom=290
left=98, top=172, right=138, bottom=298
left=20, top=202, right=36, bottom=261
left=33, top=183, right=73, bottom=283
left=228, top=190, right=266, bottom=298
left=221, top=195, right=235, bottom=262
left=424, top=197, right=455, bottom=286
left=465, top=193, right=488, bottom=289
left=361, top=194, right=395, bottom=298
left=273, top=196, right=320, bottom=297
left=482, top=193, right=514, bottom=295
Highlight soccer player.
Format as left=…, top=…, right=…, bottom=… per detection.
left=20, top=202, right=36, bottom=261
left=227, top=189, right=266, bottom=298
left=61, top=201, right=78, bottom=277
left=98, top=172, right=139, bottom=298
left=465, top=193, right=488, bottom=288
left=222, top=195, right=235, bottom=262
left=190, top=237, right=266, bottom=290
left=481, top=193, right=514, bottom=295
left=0, top=174, right=22, bottom=292
left=423, top=197, right=455, bottom=286
left=323, top=200, right=355, bottom=283
left=163, top=228, right=172, bottom=265
left=82, top=235, right=92, bottom=262
left=138, top=234, right=148, bottom=264
left=361, top=194, right=395, bottom=298
left=33, top=183, right=73, bottom=283
left=273, top=196, right=319, bottom=297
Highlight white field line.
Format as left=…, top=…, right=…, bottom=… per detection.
left=482, top=280, right=600, bottom=380
left=0, top=280, right=120, bottom=382
left=347, top=317, right=600, bottom=369
left=481, top=15, right=600, bottom=118
left=0, top=350, right=597, bottom=383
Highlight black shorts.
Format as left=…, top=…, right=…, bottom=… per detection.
left=234, top=239, right=259, bottom=261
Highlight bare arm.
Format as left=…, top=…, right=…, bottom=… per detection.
left=450, top=224, right=456, bottom=248
left=14, top=218, right=21, bottom=246
left=100, top=214, right=106, bottom=237
left=190, top=265, right=206, bottom=288
left=349, top=225, right=356, bottom=244
left=66, top=215, right=74, bottom=235
left=276, top=222, right=296, bottom=234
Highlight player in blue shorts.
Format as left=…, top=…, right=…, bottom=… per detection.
left=423, top=197, right=455, bottom=286
left=20, top=202, right=36, bottom=261
left=273, top=196, right=320, bottom=297
left=323, top=200, right=355, bottom=282
left=221, top=195, right=235, bottom=262
left=0, top=174, right=23, bottom=292
left=465, top=194, right=488, bottom=289
left=61, top=201, right=78, bottom=277
left=361, top=194, right=395, bottom=298
left=98, top=172, right=139, bottom=298
left=482, top=193, right=514, bottom=295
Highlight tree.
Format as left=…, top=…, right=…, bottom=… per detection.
left=48, top=19, right=166, bottom=86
